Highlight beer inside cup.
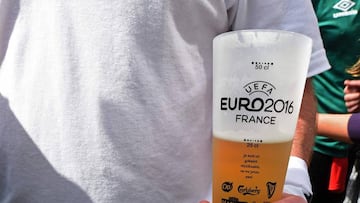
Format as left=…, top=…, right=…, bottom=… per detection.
left=212, top=29, right=312, bottom=202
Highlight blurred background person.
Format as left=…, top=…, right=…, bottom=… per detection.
left=315, top=58, right=360, bottom=203
left=309, top=0, right=360, bottom=202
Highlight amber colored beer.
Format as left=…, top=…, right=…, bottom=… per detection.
left=212, top=134, right=292, bottom=203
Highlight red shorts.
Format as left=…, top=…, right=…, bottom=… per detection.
left=328, top=157, right=348, bottom=193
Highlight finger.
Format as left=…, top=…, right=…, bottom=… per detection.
left=344, top=92, right=360, bottom=102
left=344, top=80, right=360, bottom=88
left=347, top=105, right=360, bottom=113
left=344, top=98, right=360, bottom=110
left=345, top=98, right=360, bottom=106
left=345, top=100, right=360, bottom=112
left=199, top=201, right=209, bottom=203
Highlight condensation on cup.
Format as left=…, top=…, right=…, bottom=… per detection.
left=212, top=29, right=312, bottom=203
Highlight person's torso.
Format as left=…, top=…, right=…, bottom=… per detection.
left=312, top=0, right=360, bottom=157
left=0, top=1, right=230, bottom=202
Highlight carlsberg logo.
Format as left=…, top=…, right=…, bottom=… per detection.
left=220, top=81, right=295, bottom=125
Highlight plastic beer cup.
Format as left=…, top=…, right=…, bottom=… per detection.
left=212, top=30, right=312, bottom=203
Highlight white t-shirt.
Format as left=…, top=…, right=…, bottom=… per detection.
left=0, top=0, right=329, bottom=202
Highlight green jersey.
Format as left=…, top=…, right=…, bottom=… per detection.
left=312, top=0, right=360, bottom=157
